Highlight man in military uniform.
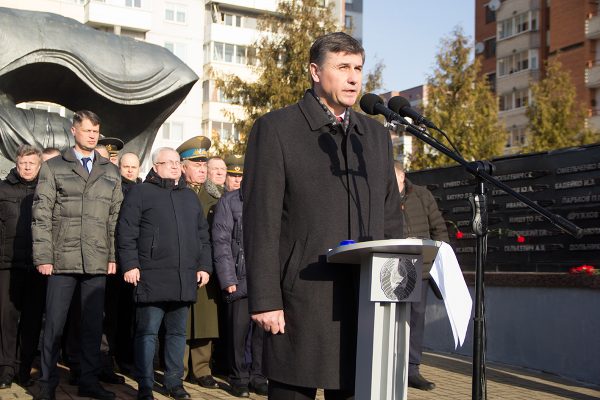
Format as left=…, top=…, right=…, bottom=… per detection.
left=224, top=155, right=244, bottom=192
left=177, top=137, right=220, bottom=389
left=97, top=137, right=124, bottom=166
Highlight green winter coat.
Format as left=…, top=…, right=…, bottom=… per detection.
left=32, top=148, right=123, bottom=274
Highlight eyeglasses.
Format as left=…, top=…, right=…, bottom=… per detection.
left=155, top=161, right=181, bottom=167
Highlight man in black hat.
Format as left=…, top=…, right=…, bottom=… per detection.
left=224, top=155, right=244, bottom=192
left=97, top=137, right=124, bottom=166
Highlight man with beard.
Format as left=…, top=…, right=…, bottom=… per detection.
left=177, top=137, right=220, bottom=389
left=0, top=145, right=44, bottom=389
left=32, top=110, right=123, bottom=400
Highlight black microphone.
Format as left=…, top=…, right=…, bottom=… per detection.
left=359, top=93, right=408, bottom=124
left=388, top=96, right=437, bottom=129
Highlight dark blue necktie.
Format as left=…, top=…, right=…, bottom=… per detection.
left=81, top=157, right=91, bottom=173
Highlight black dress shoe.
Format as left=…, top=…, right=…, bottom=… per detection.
left=250, top=381, right=268, bottom=396
left=78, top=383, right=116, bottom=400
left=197, top=375, right=219, bottom=389
left=137, top=387, right=154, bottom=400
left=99, top=370, right=126, bottom=384
left=408, top=373, right=436, bottom=391
left=166, top=386, right=191, bottom=400
left=231, top=384, right=250, bottom=398
left=68, top=371, right=80, bottom=386
left=0, top=378, right=12, bottom=389
left=34, top=385, right=56, bottom=400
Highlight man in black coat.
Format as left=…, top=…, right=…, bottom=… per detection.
left=117, top=147, right=212, bottom=400
left=243, top=32, right=403, bottom=399
left=0, top=144, right=44, bottom=389
left=394, top=161, right=449, bottom=391
left=213, top=156, right=267, bottom=398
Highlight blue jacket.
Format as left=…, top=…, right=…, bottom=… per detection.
left=212, top=189, right=246, bottom=303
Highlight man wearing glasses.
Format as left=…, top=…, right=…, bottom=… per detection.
left=32, top=110, right=123, bottom=400
left=117, top=147, right=212, bottom=400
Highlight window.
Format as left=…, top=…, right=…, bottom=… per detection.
left=162, top=121, right=184, bottom=141
left=507, top=126, right=527, bottom=147
left=165, top=3, right=187, bottom=24
left=221, top=12, right=242, bottom=27
left=486, top=73, right=496, bottom=93
left=212, top=42, right=258, bottom=66
left=514, top=88, right=529, bottom=108
left=497, top=50, right=535, bottom=76
left=498, top=11, right=539, bottom=40
left=345, top=15, right=353, bottom=30
left=211, top=121, right=237, bottom=140
left=125, top=0, right=141, bottom=8
left=202, top=81, right=210, bottom=102
left=485, top=5, right=496, bottom=24
left=165, top=42, right=187, bottom=63
left=499, top=93, right=512, bottom=111
left=484, top=37, right=496, bottom=59
left=243, top=16, right=257, bottom=29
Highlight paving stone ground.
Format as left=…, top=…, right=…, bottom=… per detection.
left=1, top=352, right=598, bottom=399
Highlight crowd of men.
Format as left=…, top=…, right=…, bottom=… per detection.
left=0, top=32, right=449, bottom=400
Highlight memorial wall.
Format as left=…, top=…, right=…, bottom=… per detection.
left=408, top=144, right=600, bottom=273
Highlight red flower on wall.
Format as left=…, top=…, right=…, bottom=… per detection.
left=516, top=235, right=526, bottom=243
left=569, top=265, right=596, bottom=275
left=455, top=231, right=464, bottom=239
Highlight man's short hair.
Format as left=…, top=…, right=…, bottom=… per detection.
left=309, top=32, right=365, bottom=67
left=16, top=144, right=42, bottom=159
left=119, top=152, right=140, bottom=167
left=72, top=110, right=101, bottom=127
left=152, top=147, right=175, bottom=164
left=42, top=147, right=61, bottom=156
left=207, top=156, right=224, bottom=164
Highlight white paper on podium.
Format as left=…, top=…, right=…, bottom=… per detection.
left=429, top=242, right=472, bottom=348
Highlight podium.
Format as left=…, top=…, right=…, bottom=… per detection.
left=327, top=239, right=442, bottom=400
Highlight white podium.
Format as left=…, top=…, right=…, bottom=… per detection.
left=327, top=239, right=442, bottom=400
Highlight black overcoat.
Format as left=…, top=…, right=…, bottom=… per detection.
left=116, top=169, right=212, bottom=303
left=243, top=91, right=404, bottom=389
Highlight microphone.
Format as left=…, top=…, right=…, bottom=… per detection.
left=388, top=96, right=437, bottom=129
left=359, top=93, right=408, bottom=124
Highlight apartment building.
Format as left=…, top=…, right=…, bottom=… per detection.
left=475, top=0, right=599, bottom=153
left=202, top=0, right=356, bottom=143
left=0, top=0, right=203, bottom=172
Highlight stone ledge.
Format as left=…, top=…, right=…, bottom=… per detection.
left=463, top=272, right=600, bottom=290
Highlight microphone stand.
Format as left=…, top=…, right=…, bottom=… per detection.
left=392, top=120, right=583, bottom=400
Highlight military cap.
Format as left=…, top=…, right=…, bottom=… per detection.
left=177, top=136, right=211, bottom=161
left=225, top=154, right=244, bottom=175
left=97, top=137, right=124, bottom=157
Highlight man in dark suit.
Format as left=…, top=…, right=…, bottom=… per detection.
left=32, top=110, right=123, bottom=400
left=243, top=32, right=403, bottom=399
left=395, top=161, right=449, bottom=391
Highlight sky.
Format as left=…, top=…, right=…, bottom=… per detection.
left=362, top=0, right=475, bottom=92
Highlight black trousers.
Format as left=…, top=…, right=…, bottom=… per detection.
left=268, top=380, right=354, bottom=400
left=40, top=274, right=106, bottom=390
left=226, top=297, right=266, bottom=386
left=0, top=269, right=46, bottom=379
left=409, top=279, right=429, bottom=376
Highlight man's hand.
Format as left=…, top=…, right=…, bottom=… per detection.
left=124, top=268, right=140, bottom=286
left=252, top=310, right=285, bottom=334
left=225, top=285, right=237, bottom=293
left=197, top=271, right=210, bottom=287
left=37, top=264, right=53, bottom=275
left=107, top=262, right=117, bottom=275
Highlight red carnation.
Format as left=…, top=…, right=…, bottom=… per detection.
left=516, top=235, right=525, bottom=243
left=455, top=231, right=464, bottom=239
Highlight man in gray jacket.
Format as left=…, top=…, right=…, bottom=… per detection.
left=32, top=110, right=123, bottom=400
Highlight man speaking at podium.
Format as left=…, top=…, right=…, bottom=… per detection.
left=243, top=32, right=403, bottom=399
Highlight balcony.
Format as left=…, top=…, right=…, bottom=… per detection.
left=83, top=0, right=152, bottom=32
left=585, top=63, right=600, bottom=88
left=586, top=15, right=600, bottom=40
left=588, top=109, right=600, bottom=131
left=205, top=0, right=279, bottom=12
